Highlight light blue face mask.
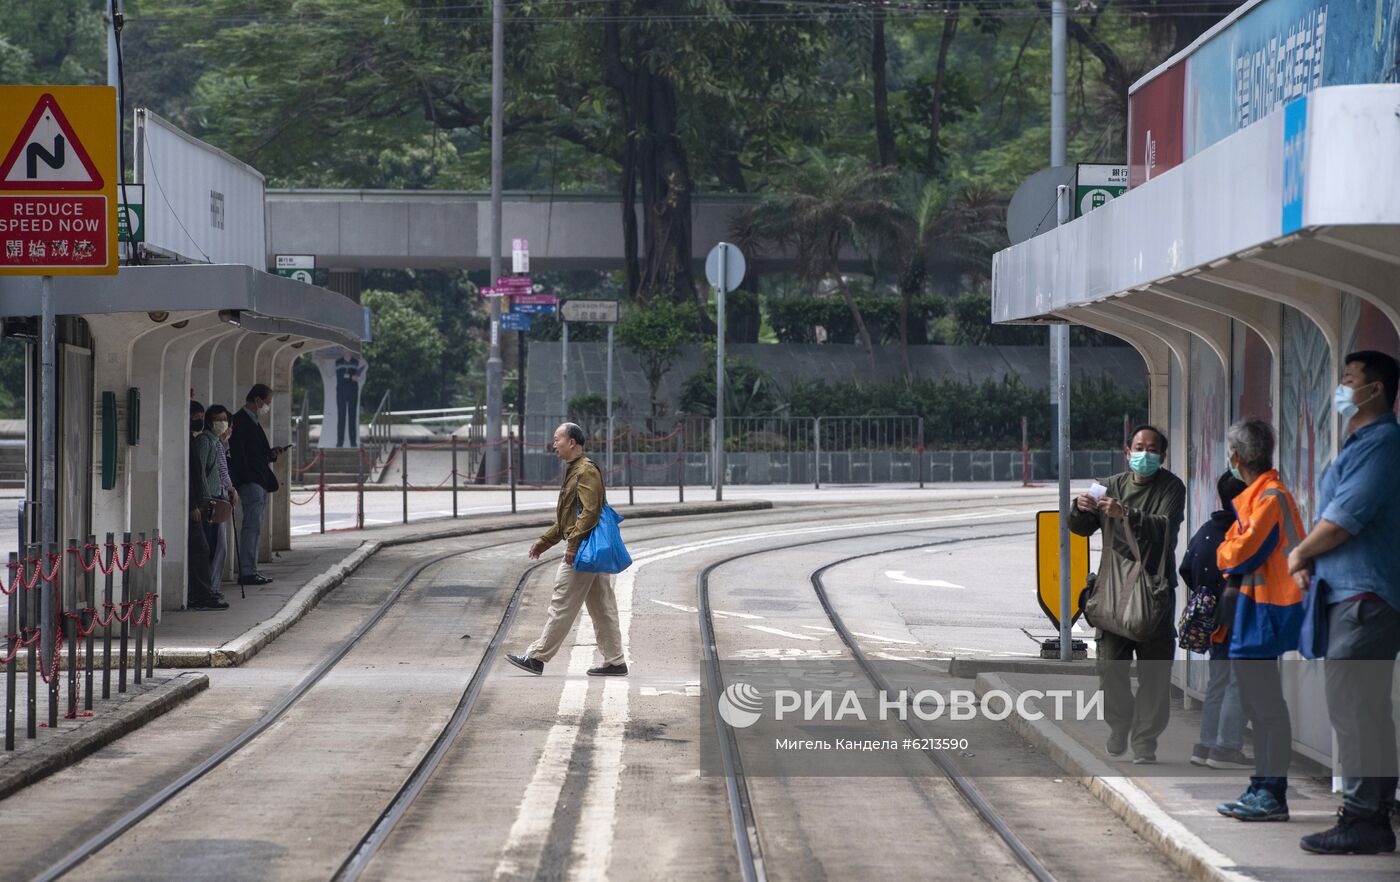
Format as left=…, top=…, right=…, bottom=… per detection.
left=1229, top=461, right=1243, bottom=482
left=1129, top=451, right=1162, bottom=477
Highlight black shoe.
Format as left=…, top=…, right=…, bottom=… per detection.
left=587, top=663, right=628, bottom=677
left=506, top=653, right=544, bottom=675
left=189, top=600, right=230, bottom=611
left=239, top=574, right=273, bottom=586
left=1106, top=731, right=1128, bottom=757
left=1300, top=809, right=1397, bottom=855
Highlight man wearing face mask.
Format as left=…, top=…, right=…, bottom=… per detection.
left=229, top=384, right=286, bottom=587
left=1287, top=351, right=1400, bottom=855
left=187, top=402, right=225, bottom=610
left=1070, top=425, right=1186, bottom=763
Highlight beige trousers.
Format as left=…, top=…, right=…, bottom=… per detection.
left=526, top=560, right=625, bottom=666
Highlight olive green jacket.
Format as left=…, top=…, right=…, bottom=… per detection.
left=1069, top=468, right=1187, bottom=589
left=538, top=455, right=605, bottom=555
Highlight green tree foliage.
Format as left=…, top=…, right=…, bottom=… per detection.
left=0, top=0, right=107, bottom=85
left=359, top=289, right=447, bottom=411
left=678, top=356, right=785, bottom=419
left=616, top=298, right=701, bottom=422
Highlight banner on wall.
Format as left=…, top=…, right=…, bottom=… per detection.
left=312, top=347, right=368, bottom=449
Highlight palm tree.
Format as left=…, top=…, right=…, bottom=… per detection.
left=895, top=179, right=1007, bottom=380
left=732, top=155, right=907, bottom=374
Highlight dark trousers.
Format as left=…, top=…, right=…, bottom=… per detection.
left=1325, top=598, right=1400, bottom=817
left=1233, top=658, right=1291, bottom=799
left=186, top=516, right=214, bottom=607
left=1096, top=630, right=1174, bottom=756
left=337, top=382, right=359, bottom=447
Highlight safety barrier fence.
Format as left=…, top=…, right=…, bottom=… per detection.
left=4, top=531, right=164, bottom=750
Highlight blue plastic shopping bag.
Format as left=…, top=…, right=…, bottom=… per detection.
left=574, top=503, right=632, bottom=573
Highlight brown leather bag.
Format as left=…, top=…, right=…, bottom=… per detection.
left=201, top=497, right=233, bottom=524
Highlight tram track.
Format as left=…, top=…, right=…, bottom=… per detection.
left=699, top=525, right=1060, bottom=882
left=24, top=498, right=1051, bottom=881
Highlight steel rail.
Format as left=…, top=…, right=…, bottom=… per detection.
left=332, top=557, right=549, bottom=880
left=32, top=546, right=512, bottom=882
left=700, top=524, right=1056, bottom=882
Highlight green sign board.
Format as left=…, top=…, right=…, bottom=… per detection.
left=116, top=184, right=144, bottom=243
left=273, top=254, right=328, bottom=285
left=1075, top=164, right=1128, bottom=218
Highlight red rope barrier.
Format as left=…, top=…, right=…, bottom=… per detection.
left=292, top=450, right=325, bottom=476
left=290, top=488, right=322, bottom=506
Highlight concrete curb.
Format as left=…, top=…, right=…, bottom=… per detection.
left=972, top=672, right=1254, bottom=882
left=159, top=500, right=771, bottom=669
left=0, top=671, right=208, bottom=801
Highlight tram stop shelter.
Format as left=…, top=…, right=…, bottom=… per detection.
left=0, top=109, right=365, bottom=615
left=992, top=0, right=1400, bottom=769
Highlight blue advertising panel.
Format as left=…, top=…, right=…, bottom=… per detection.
left=1184, top=0, right=1400, bottom=158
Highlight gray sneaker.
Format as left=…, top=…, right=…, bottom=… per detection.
left=587, top=663, right=628, bottom=677
left=1206, top=747, right=1252, bottom=770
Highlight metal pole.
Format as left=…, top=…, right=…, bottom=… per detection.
left=132, top=533, right=144, bottom=686
left=627, top=430, right=634, bottom=506
left=677, top=421, right=685, bottom=503
left=451, top=436, right=459, bottom=518
left=84, top=535, right=94, bottom=710
left=118, top=532, right=129, bottom=693
left=25, top=544, right=36, bottom=738
left=145, top=529, right=157, bottom=679
left=39, top=278, right=56, bottom=719
left=357, top=448, right=365, bottom=530
left=715, top=251, right=726, bottom=502
left=46, top=542, right=57, bottom=728
left=561, top=321, right=569, bottom=417
left=606, top=324, right=615, bottom=478
left=917, top=417, right=925, bottom=489
left=814, top=417, right=822, bottom=490
left=401, top=442, right=409, bottom=525
left=6, top=551, right=16, bottom=750
left=102, top=532, right=112, bottom=698
left=66, top=539, right=77, bottom=719
left=318, top=454, right=326, bottom=534
left=508, top=428, right=518, bottom=514
left=484, top=0, right=505, bottom=484
left=1055, top=184, right=1073, bottom=662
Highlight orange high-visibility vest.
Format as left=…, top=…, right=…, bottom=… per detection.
left=1216, top=470, right=1306, bottom=659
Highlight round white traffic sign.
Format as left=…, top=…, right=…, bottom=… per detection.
left=705, top=242, right=746, bottom=291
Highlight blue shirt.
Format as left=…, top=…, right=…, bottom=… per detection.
left=1316, top=412, right=1400, bottom=609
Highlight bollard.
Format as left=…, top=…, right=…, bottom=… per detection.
left=118, top=532, right=130, bottom=693
left=357, top=448, right=366, bottom=530
left=508, top=435, right=517, bottom=515
left=66, top=539, right=77, bottom=719
left=84, top=535, right=94, bottom=711
left=1022, top=415, right=1031, bottom=486
left=401, top=442, right=409, bottom=525
left=451, top=437, right=460, bottom=519
left=46, top=542, right=58, bottom=729
left=6, top=551, right=16, bottom=750
left=146, top=529, right=158, bottom=680
left=132, top=533, right=145, bottom=686
left=24, top=545, right=36, bottom=738
left=319, top=455, right=326, bottom=535
left=101, top=533, right=113, bottom=699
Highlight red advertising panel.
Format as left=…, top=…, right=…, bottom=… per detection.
left=1127, top=62, right=1185, bottom=189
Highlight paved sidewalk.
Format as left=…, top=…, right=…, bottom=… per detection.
left=975, top=671, right=1398, bottom=882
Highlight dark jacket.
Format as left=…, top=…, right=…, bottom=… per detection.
left=1070, top=469, right=1186, bottom=587
left=229, top=406, right=279, bottom=493
left=1179, top=509, right=1233, bottom=600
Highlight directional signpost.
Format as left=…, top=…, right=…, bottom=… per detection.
left=0, top=85, right=118, bottom=692
left=501, top=312, right=531, bottom=332
left=274, top=254, right=318, bottom=284
left=705, top=242, right=746, bottom=501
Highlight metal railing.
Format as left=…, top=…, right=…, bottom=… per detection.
left=5, top=529, right=164, bottom=750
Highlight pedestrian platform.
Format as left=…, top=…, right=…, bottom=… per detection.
left=974, top=671, right=1397, bottom=881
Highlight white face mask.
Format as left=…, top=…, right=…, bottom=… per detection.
left=258, top=402, right=271, bottom=417
left=211, top=420, right=229, bottom=436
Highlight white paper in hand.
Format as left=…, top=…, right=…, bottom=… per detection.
left=1088, top=482, right=1108, bottom=500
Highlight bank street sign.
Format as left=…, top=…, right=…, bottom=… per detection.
left=274, top=253, right=326, bottom=285
left=116, top=183, right=143, bottom=244
left=1075, top=164, right=1128, bottom=218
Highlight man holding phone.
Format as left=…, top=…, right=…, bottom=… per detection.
left=229, top=383, right=286, bottom=586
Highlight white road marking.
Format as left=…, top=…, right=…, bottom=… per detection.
left=883, top=570, right=966, bottom=588
left=744, top=625, right=819, bottom=641
left=851, top=630, right=918, bottom=645
left=647, top=598, right=763, bottom=620
left=497, top=506, right=1028, bottom=879
left=639, top=685, right=702, bottom=697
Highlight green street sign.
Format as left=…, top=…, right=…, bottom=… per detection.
left=116, top=184, right=144, bottom=243
left=273, top=254, right=328, bottom=285
left=1075, top=164, right=1128, bottom=218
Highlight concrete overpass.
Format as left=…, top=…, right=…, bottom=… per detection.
left=265, top=189, right=776, bottom=272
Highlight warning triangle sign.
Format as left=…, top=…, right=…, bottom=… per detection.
left=0, top=93, right=105, bottom=190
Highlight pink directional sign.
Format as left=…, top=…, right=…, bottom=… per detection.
left=494, top=275, right=532, bottom=289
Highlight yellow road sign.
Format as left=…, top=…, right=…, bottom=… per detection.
left=0, top=85, right=118, bottom=275
left=1036, top=510, right=1089, bottom=630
